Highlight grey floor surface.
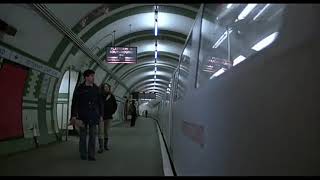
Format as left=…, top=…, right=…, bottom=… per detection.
left=0, top=117, right=164, bottom=176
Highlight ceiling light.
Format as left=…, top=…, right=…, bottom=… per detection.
left=209, top=68, right=226, bottom=79
left=251, top=32, right=278, bottom=51
left=238, top=4, right=257, bottom=20
left=155, top=20, right=158, bottom=36
left=212, top=29, right=233, bottom=48
left=233, top=55, right=246, bottom=66
left=253, top=4, right=270, bottom=21
left=227, top=4, right=232, bottom=8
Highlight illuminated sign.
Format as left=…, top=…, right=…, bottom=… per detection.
left=106, top=46, right=137, bottom=64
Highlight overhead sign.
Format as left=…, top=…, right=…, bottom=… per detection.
left=0, top=44, right=61, bottom=78
left=106, top=46, right=137, bottom=64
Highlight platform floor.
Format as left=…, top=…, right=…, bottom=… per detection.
left=0, top=117, right=164, bottom=176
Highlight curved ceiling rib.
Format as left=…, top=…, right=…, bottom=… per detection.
left=109, top=55, right=178, bottom=75
left=130, top=79, right=170, bottom=92
left=119, top=71, right=172, bottom=91
left=82, top=11, right=194, bottom=50
left=118, top=67, right=173, bottom=84
left=142, top=87, right=167, bottom=94
left=60, top=4, right=200, bottom=98
left=102, top=51, right=179, bottom=79
left=136, top=83, right=168, bottom=92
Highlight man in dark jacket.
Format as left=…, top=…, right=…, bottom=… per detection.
left=98, top=83, right=118, bottom=153
left=70, top=69, right=103, bottom=161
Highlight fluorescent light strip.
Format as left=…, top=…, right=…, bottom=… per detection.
left=155, top=66, right=157, bottom=72
left=253, top=4, right=270, bottom=21
left=233, top=55, right=246, bottom=66
left=209, top=68, right=226, bottom=79
left=155, top=20, right=158, bottom=36
left=251, top=32, right=278, bottom=51
left=154, top=75, right=157, bottom=79
left=212, top=29, right=233, bottom=48
left=155, top=50, right=157, bottom=59
left=238, top=4, right=257, bottom=20
left=227, top=4, right=232, bottom=8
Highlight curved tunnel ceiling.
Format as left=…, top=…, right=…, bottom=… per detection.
left=50, top=4, right=200, bottom=98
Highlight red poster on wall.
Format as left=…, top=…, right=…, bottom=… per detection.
left=0, top=62, right=28, bottom=140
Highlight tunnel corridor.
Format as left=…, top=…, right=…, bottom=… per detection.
left=1, top=3, right=320, bottom=176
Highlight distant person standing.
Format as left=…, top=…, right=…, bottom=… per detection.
left=145, top=110, right=148, bottom=118
left=124, top=96, right=130, bottom=127
left=70, top=69, right=103, bottom=161
left=98, top=83, right=117, bottom=153
left=123, top=96, right=127, bottom=121
left=128, top=100, right=137, bottom=127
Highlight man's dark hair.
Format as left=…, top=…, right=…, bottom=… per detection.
left=83, top=69, right=95, bottom=78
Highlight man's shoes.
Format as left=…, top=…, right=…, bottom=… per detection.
left=88, top=157, right=96, bottom=161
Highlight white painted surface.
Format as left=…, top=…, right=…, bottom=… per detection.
left=22, top=109, right=39, bottom=138
left=0, top=4, right=64, bottom=62
left=84, top=12, right=193, bottom=49
left=94, top=66, right=107, bottom=85
left=46, top=4, right=101, bottom=28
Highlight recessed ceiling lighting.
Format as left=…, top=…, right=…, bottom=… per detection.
left=251, top=32, right=278, bottom=51
left=253, top=4, right=270, bottom=21
left=209, top=68, right=226, bottom=79
left=238, top=4, right=257, bottom=20
left=233, top=55, right=246, bottom=66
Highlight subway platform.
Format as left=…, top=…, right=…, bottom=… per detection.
left=0, top=117, right=165, bottom=176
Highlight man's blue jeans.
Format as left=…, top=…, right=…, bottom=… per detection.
left=79, top=124, right=97, bottom=159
